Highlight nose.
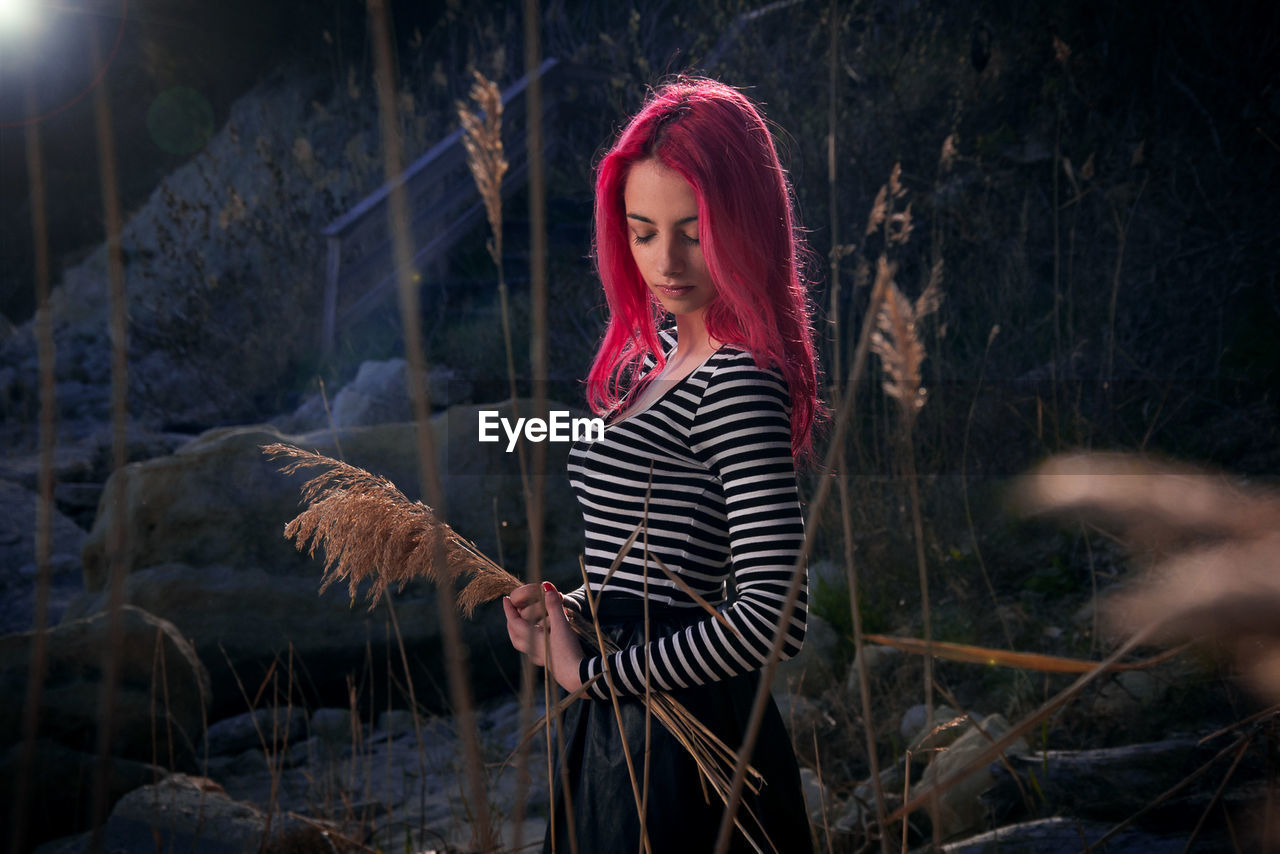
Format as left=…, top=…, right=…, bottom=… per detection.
left=656, top=237, right=684, bottom=277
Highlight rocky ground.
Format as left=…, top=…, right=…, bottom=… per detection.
left=3, top=356, right=1275, bottom=853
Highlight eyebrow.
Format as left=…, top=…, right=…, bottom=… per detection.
left=627, top=213, right=698, bottom=226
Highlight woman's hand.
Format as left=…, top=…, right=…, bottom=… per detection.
left=503, top=581, right=584, bottom=695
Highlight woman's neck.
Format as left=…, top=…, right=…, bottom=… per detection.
left=672, top=311, right=720, bottom=363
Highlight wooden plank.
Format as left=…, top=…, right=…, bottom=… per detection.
left=322, top=236, right=341, bottom=353
left=322, top=57, right=565, bottom=337
left=322, top=57, right=560, bottom=238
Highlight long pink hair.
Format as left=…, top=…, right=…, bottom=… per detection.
left=585, top=77, right=822, bottom=458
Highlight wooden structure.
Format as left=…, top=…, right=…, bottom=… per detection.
left=320, top=57, right=563, bottom=353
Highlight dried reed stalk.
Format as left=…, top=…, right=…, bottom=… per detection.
left=459, top=64, right=546, bottom=851
left=90, top=22, right=133, bottom=848
left=867, top=172, right=943, bottom=817
left=265, top=443, right=521, bottom=617
left=887, top=454, right=1280, bottom=836
left=267, top=443, right=770, bottom=845
left=863, top=633, right=1188, bottom=674
left=715, top=217, right=894, bottom=854
left=11, top=79, right=56, bottom=854
left=869, top=259, right=942, bottom=415
left=1015, top=452, right=1280, bottom=704
left=457, top=71, right=508, bottom=267
left=367, top=2, right=492, bottom=847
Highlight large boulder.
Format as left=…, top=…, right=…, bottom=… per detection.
left=58, top=560, right=549, bottom=722
left=0, top=479, right=88, bottom=635
left=0, top=605, right=210, bottom=765
left=72, top=401, right=588, bottom=719
left=81, top=398, right=583, bottom=591
left=2, top=740, right=164, bottom=854
left=99, top=774, right=324, bottom=854
left=912, top=713, right=1029, bottom=840
left=272, top=360, right=473, bottom=434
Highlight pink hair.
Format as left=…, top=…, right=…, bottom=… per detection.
left=585, top=77, right=822, bottom=458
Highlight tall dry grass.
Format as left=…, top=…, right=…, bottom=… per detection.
left=10, top=73, right=56, bottom=854
left=267, top=441, right=782, bottom=850
left=367, top=0, right=493, bottom=847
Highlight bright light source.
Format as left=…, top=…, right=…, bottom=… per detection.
left=0, top=0, right=38, bottom=34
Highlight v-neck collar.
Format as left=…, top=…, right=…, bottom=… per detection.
left=610, top=328, right=726, bottom=426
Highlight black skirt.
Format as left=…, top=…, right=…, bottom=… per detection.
left=543, top=595, right=813, bottom=854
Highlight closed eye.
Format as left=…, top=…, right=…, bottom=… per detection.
left=632, top=233, right=656, bottom=245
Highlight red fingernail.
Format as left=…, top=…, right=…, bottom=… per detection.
left=543, top=581, right=553, bottom=593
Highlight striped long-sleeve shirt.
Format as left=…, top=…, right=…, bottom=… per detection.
left=565, top=332, right=808, bottom=701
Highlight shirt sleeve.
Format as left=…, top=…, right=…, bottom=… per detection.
left=576, top=359, right=808, bottom=699
left=562, top=585, right=588, bottom=616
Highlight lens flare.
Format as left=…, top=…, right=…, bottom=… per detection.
left=0, top=0, right=37, bottom=33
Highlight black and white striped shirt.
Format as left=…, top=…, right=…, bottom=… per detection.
left=565, top=332, right=808, bottom=700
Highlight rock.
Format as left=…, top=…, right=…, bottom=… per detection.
left=0, top=605, right=210, bottom=766
left=1094, top=669, right=1169, bottom=718
left=912, top=713, right=1028, bottom=840
left=899, top=702, right=962, bottom=745
left=58, top=560, right=533, bottom=722
left=201, top=707, right=309, bottom=757
left=832, top=797, right=867, bottom=835
left=330, top=359, right=470, bottom=427
left=275, top=363, right=473, bottom=434
left=774, top=613, right=840, bottom=696
left=81, top=424, right=333, bottom=588
left=310, top=707, right=357, bottom=743
left=70, top=404, right=586, bottom=719
left=800, top=766, right=831, bottom=825
left=81, top=401, right=582, bottom=591
left=2, top=739, right=164, bottom=853
left=836, top=759, right=907, bottom=836
left=101, top=773, right=329, bottom=853
left=325, top=353, right=409, bottom=425
left=941, top=816, right=1184, bottom=853
left=808, top=559, right=846, bottom=591
left=480, top=698, right=547, bottom=755
left=0, top=479, right=88, bottom=635
left=983, top=737, right=1256, bottom=827
left=854, top=758, right=905, bottom=809
left=376, top=708, right=418, bottom=736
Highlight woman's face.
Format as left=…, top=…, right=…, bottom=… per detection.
left=622, top=158, right=716, bottom=319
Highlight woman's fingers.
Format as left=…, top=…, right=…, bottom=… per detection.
left=542, top=582, right=585, bottom=694
left=509, top=581, right=548, bottom=622
left=506, top=581, right=584, bottom=691
left=503, top=595, right=545, bottom=666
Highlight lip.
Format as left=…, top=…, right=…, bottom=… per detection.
left=655, top=284, right=695, bottom=297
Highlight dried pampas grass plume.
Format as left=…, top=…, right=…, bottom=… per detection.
left=870, top=258, right=943, bottom=418
left=263, top=443, right=521, bottom=617
left=457, top=70, right=508, bottom=265
left=1014, top=452, right=1280, bottom=703
left=265, top=443, right=772, bottom=842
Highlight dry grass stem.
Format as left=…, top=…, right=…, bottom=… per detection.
left=714, top=227, right=895, bottom=854
left=869, top=259, right=942, bottom=417
left=267, top=443, right=770, bottom=845
left=863, top=633, right=1189, bottom=674
left=457, top=71, right=508, bottom=265
left=886, top=623, right=1158, bottom=828
left=1015, top=452, right=1280, bottom=704
left=576, top=559, right=652, bottom=854
left=264, top=444, right=522, bottom=616
left=1014, top=452, right=1280, bottom=548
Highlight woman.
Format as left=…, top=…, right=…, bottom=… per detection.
left=503, top=77, right=820, bottom=854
